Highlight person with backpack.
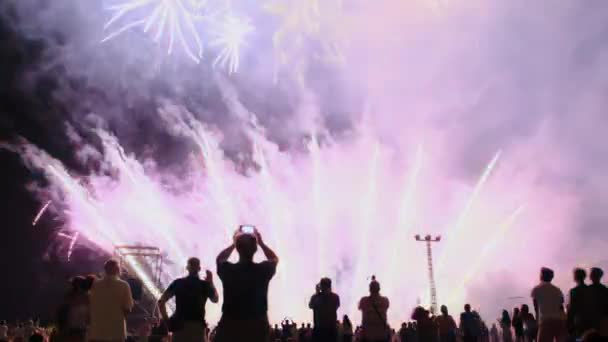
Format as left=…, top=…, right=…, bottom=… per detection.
left=358, top=276, right=390, bottom=342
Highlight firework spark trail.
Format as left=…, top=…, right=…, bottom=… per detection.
left=265, top=0, right=346, bottom=82
left=99, top=132, right=189, bottom=265
left=436, top=150, right=502, bottom=273
left=162, top=109, right=240, bottom=238
left=192, top=125, right=239, bottom=238
left=383, top=144, right=424, bottom=295
left=103, top=0, right=205, bottom=63
left=310, top=135, right=329, bottom=278
left=446, top=204, right=526, bottom=304
left=32, top=200, right=52, bottom=226
left=350, top=142, right=381, bottom=311
left=46, top=164, right=163, bottom=299
left=252, top=141, right=293, bottom=316
left=210, top=14, right=254, bottom=74
left=67, top=232, right=80, bottom=261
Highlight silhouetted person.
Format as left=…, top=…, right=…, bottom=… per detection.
left=89, top=259, right=134, bottom=342
left=499, top=310, right=513, bottom=342
left=520, top=304, right=537, bottom=342
left=158, top=257, right=218, bottom=342
left=412, top=306, right=438, bottom=342
left=343, top=315, right=354, bottom=342
left=587, top=267, right=608, bottom=337
left=490, top=324, right=499, bottom=342
left=567, top=268, right=591, bottom=339
left=309, top=278, right=340, bottom=342
left=531, top=267, right=566, bottom=342
left=436, top=305, right=457, bottom=342
left=0, top=320, right=7, bottom=342
left=461, top=304, right=480, bottom=342
left=359, top=276, right=390, bottom=342
left=214, top=228, right=279, bottom=342
left=59, top=276, right=90, bottom=342
left=513, top=308, right=524, bottom=342
left=399, top=323, right=408, bottom=342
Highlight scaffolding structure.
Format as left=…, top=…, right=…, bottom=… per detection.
left=113, top=245, right=164, bottom=289
left=414, top=234, right=441, bottom=315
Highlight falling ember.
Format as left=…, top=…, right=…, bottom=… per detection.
left=32, top=200, right=52, bottom=226
left=67, top=232, right=80, bottom=261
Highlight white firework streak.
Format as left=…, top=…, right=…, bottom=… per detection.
left=102, top=0, right=206, bottom=63
left=210, top=15, right=254, bottom=74
left=32, top=200, right=52, bottom=226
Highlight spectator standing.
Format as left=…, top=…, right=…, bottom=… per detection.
left=214, top=228, right=279, bottom=342
left=58, top=276, right=90, bottom=342
left=520, top=305, right=537, bottom=342
left=309, top=278, right=340, bottom=342
left=88, top=259, right=134, bottom=342
left=158, top=257, right=219, bottom=342
left=343, top=316, right=354, bottom=342
left=0, top=320, right=7, bottom=342
left=499, top=310, right=513, bottom=342
left=531, top=267, right=567, bottom=342
left=398, top=323, right=408, bottom=342
left=435, top=305, right=457, bottom=342
left=490, top=324, right=499, bottom=342
left=567, top=268, right=591, bottom=339
left=358, top=276, right=390, bottom=342
left=411, top=307, right=438, bottom=342
left=587, top=267, right=608, bottom=337
left=512, top=308, right=524, bottom=342
left=460, top=304, right=480, bottom=342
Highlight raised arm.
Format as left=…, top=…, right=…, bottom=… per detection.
left=216, top=244, right=235, bottom=264
left=255, top=230, right=279, bottom=264
left=205, top=270, right=219, bottom=303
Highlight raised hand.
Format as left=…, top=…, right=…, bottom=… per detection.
left=205, top=270, right=213, bottom=282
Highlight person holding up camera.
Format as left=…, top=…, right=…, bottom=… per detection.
left=309, top=278, right=341, bottom=342
left=214, top=225, right=279, bottom=342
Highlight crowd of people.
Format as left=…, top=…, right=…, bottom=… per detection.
left=1, top=227, right=607, bottom=342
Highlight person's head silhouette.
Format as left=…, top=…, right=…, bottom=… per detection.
left=540, top=267, right=554, bottom=283
left=319, top=277, right=332, bottom=293
left=369, top=275, right=380, bottom=295
left=235, top=233, right=258, bottom=262
left=521, top=304, right=530, bottom=314
left=573, top=267, right=587, bottom=285
left=440, top=305, right=448, bottom=316
left=590, top=267, right=604, bottom=284
left=464, top=304, right=471, bottom=313
left=502, top=310, right=510, bottom=322
left=187, top=257, right=201, bottom=276
left=104, top=259, right=120, bottom=277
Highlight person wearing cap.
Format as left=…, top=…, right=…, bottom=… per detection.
left=531, top=267, right=567, bottom=342
left=309, top=277, right=341, bottom=342
left=358, top=276, right=390, bottom=342
left=214, top=227, right=279, bottom=342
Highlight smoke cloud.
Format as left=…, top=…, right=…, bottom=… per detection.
left=2, top=0, right=608, bottom=325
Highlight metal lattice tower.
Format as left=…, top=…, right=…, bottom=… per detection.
left=415, top=234, right=441, bottom=315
